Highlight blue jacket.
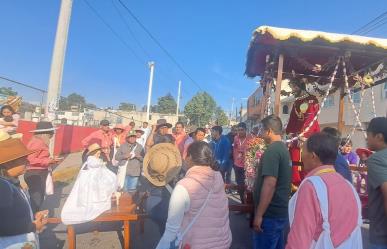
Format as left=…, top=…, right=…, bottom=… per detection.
left=335, top=153, right=352, bottom=182
left=211, top=135, right=232, bottom=170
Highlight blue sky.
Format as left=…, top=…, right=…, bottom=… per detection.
left=0, top=0, right=386, bottom=113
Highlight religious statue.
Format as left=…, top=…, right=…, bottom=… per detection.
left=285, top=78, right=320, bottom=188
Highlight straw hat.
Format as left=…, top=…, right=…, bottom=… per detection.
left=143, top=143, right=182, bottom=187
left=126, top=130, right=137, bottom=137
left=87, top=143, right=101, bottom=156
left=135, top=129, right=145, bottom=135
left=0, top=131, right=34, bottom=165
left=29, top=121, right=57, bottom=133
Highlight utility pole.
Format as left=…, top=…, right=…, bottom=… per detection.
left=176, top=80, right=181, bottom=118
left=146, top=61, right=155, bottom=122
left=230, top=97, right=235, bottom=120
left=46, top=0, right=73, bottom=121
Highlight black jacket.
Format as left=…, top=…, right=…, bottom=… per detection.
left=0, top=177, right=36, bottom=236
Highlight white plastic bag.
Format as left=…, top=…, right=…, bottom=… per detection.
left=117, top=161, right=128, bottom=190
left=45, top=170, right=54, bottom=196
left=61, top=156, right=117, bottom=225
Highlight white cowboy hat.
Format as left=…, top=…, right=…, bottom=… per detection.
left=29, top=121, right=57, bottom=133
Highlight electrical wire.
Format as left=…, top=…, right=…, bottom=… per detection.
left=117, top=0, right=204, bottom=91
left=82, top=0, right=146, bottom=66
left=359, top=17, right=387, bottom=35
left=110, top=0, right=151, bottom=59
left=0, top=75, right=46, bottom=93
left=352, top=11, right=387, bottom=35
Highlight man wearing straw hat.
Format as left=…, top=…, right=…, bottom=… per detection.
left=25, top=121, right=62, bottom=213
left=115, top=130, right=144, bottom=192
left=137, top=142, right=182, bottom=235
left=0, top=131, right=49, bottom=248
left=145, top=119, right=175, bottom=151
left=81, top=119, right=113, bottom=162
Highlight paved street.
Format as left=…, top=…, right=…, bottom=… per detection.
left=38, top=152, right=370, bottom=249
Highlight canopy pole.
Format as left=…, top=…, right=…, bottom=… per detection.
left=274, top=54, right=284, bottom=116
left=338, top=86, right=345, bottom=133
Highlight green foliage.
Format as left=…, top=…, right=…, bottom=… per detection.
left=59, top=93, right=96, bottom=111
left=157, top=93, right=177, bottom=114
left=184, top=92, right=216, bottom=127
left=19, top=101, right=37, bottom=114
left=215, top=106, right=229, bottom=126
left=0, top=87, right=17, bottom=96
left=118, top=102, right=136, bottom=111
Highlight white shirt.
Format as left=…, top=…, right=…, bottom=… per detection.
left=156, top=184, right=190, bottom=249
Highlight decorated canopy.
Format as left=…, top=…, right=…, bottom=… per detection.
left=245, top=26, right=387, bottom=90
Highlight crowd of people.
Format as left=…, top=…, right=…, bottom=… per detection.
left=0, top=113, right=386, bottom=249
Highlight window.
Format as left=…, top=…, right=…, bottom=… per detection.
left=384, top=83, right=387, bottom=99
left=323, top=95, right=335, bottom=108
left=282, top=105, right=289, bottom=114
left=351, top=91, right=361, bottom=104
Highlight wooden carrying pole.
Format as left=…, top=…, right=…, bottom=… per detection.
left=338, top=86, right=345, bottom=133
left=274, top=54, right=284, bottom=116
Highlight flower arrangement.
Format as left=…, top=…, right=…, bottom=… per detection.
left=245, top=137, right=266, bottom=191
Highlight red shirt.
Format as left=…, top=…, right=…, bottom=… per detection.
left=173, top=132, right=188, bottom=156
left=81, top=129, right=113, bottom=157
left=286, top=165, right=359, bottom=249
left=26, top=136, right=51, bottom=170
left=233, top=134, right=253, bottom=168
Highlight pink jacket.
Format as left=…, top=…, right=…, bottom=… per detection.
left=27, top=136, right=51, bottom=170
left=178, top=166, right=232, bottom=249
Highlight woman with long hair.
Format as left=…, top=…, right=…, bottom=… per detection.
left=156, top=141, right=232, bottom=249
left=0, top=105, right=20, bottom=134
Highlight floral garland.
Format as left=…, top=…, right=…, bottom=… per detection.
left=244, top=137, right=266, bottom=191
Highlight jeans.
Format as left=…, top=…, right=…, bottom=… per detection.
left=369, top=244, right=387, bottom=249
left=252, top=217, right=288, bottom=249
left=234, top=165, right=245, bottom=203
left=24, top=169, right=49, bottom=214
left=124, top=176, right=139, bottom=192
left=220, top=166, right=232, bottom=184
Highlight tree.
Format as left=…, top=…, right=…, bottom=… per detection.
left=0, top=87, right=17, bottom=96
left=119, top=102, right=136, bottom=111
left=157, top=93, right=177, bottom=114
left=141, top=105, right=158, bottom=113
left=215, top=107, right=229, bottom=126
left=184, top=92, right=216, bottom=127
left=58, top=93, right=96, bottom=111
left=19, top=101, right=37, bottom=114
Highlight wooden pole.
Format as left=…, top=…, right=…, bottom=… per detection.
left=274, top=54, right=284, bottom=116
left=338, top=86, right=345, bottom=133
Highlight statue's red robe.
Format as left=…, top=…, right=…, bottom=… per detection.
left=286, top=94, right=320, bottom=186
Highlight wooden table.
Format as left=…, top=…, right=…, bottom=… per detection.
left=48, top=193, right=138, bottom=249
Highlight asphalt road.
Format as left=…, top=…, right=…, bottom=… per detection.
left=38, top=152, right=370, bottom=249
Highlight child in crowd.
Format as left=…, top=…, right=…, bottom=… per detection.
left=340, top=138, right=359, bottom=167
left=355, top=148, right=373, bottom=194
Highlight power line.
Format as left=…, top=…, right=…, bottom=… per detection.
left=0, top=75, right=46, bottom=93
left=111, top=0, right=151, bottom=59
left=82, top=0, right=146, bottom=66
left=117, top=0, right=204, bottom=91
left=352, top=11, right=387, bottom=34
left=112, top=0, right=187, bottom=94
left=359, top=17, right=387, bottom=35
